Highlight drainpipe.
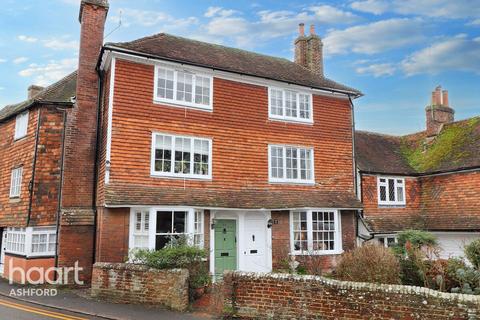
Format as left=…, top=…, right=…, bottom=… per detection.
left=54, top=108, right=68, bottom=272
left=348, top=95, right=357, bottom=197
left=26, top=108, right=42, bottom=227
left=91, top=67, right=105, bottom=265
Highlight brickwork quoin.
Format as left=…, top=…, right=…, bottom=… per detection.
left=223, top=271, right=480, bottom=320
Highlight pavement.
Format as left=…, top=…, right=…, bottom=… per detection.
left=0, top=279, right=213, bottom=320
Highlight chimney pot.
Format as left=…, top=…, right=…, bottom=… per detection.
left=442, top=90, right=449, bottom=106
left=310, top=24, right=315, bottom=35
left=298, top=23, right=305, bottom=37
left=426, top=86, right=454, bottom=137
left=28, top=85, right=44, bottom=99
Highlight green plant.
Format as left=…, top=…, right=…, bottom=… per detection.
left=465, top=239, right=480, bottom=269
left=395, top=230, right=438, bottom=254
left=189, top=262, right=211, bottom=289
left=335, top=244, right=401, bottom=284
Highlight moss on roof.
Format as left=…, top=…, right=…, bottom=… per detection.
left=400, top=117, right=480, bottom=173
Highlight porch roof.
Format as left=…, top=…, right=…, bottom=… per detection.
left=104, top=183, right=362, bottom=210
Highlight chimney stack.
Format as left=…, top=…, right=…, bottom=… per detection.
left=294, top=23, right=324, bottom=77
left=425, top=86, right=454, bottom=137
left=28, top=85, right=44, bottom=99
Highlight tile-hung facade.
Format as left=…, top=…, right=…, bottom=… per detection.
left=356, top=86, right=480, bottom=258
left=94, top=23, right=363, bottom=276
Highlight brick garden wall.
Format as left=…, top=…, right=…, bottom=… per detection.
left=223, top=271, right=480, bottom=319
left=91, top=262, right=189, bottom=312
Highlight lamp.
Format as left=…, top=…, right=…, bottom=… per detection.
left=267, top=219, right=273, bottom=228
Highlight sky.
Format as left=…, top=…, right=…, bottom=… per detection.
left=0, top=0, right=479, bottom=135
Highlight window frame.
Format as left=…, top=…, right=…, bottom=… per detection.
left=268, top=144, right=315, bottom=184
left=376, top=234, right=398, bottom=248
left=128, top=208, right=205, bottom=252
left=14, top=111, right=29, bottom=140
left=153, top=65, right=214, bottom=111
left=377, top=176, right=406, bottom=206
left=150, top=132, right=213, bottom=180
left=268, top=86, right=313, bottom=124
left=9, top=166, right=23, bottom=198
left=289, top=209, right=342, bottom=255
left=4, top=227, right=56, bottom=257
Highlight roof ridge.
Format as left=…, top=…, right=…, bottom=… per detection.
left=36, top=70, right=78, bottom=101
left=356, top=130, right=402, bottom=139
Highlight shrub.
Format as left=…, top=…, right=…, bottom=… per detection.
left=335, top=244, right=401, bottom=284
left=465, top=239, right=480, bottom=269
left=395, top=230, right=438, bottom=255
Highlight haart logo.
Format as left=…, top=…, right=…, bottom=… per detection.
left=8, top=260, right=84, bottom=286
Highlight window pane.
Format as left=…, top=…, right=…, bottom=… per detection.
left=285, top=91, right=297, bottom=117
left=176, top=72, right=193, bottom=102
left=299, top=94, right=310, bottom=119
left=286, top=147, right=298, bottom=179
left=397, top=186, right=404, bottom=202
left=270, top=146, right=284, bottom=178
left=312, top=211, right=336, bottom=251
left=193, top=139, right=209, bottom=175
left=156, top=235, right=171, bottom=250
left=173, top=211, right=186, bottom=233
left=156, top=211, right=173, bottom=233
left=155, top=135, right=172, bottom=173
left=174, top=137, right=191, bottom=174
left=293, top=212, right=308, bottom=251
left=388, top=179, right=395, bottom=201
left=299, top=148, right=312, bottom=180
left=195, top=76, right=210, bottom=105
left=157, top=68, right=174, bottom=100
left=270, top=89, right=283, bottom=116
left=380, top=185, right=386, bottom=201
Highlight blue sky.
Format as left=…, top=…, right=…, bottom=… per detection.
left=0, top=0, right=479, bottom=135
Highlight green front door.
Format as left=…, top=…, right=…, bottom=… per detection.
left=214, top=219, right=237, bottom=278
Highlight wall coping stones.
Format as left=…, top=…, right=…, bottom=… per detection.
left=225, top=271, right=480, bottom=305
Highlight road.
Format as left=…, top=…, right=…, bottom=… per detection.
left=0, top=296, right=103, bottom=320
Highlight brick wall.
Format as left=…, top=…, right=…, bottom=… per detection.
left=91, top=262, right=189, bottom=312
left=223, top=271, right=480, bottom=319
left=106, top=58, right=355, bottom=194
left=95, top=207, right=129, bottom=263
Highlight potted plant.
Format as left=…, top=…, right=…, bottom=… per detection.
left=190, top=263, right=211, bottom=299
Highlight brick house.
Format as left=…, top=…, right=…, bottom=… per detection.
left=356, top=86, right=480, bottom=258
left=0, top=0, right=363, bottom=282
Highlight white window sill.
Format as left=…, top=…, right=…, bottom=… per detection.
left=14, top=135, right=27, bottom=142
left=290, top=250, right=343, bottom=256
left=269, top=180, right=315, bottom=186
left=378, top=203, right=406, bottom=207
left=151, top=172, right=212, bottom=180
left=153, top=98, right=213, bottom=112
left=268, top=115, right=313, bottom=125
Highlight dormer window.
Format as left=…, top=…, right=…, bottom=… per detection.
left=154, top=65, right=213, bottom=111
left=268, top=87, right=312, bottom=123
left=377, top=177, right=406, bottom=206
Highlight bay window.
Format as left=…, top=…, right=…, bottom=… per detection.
left=129, top=208, right=205, bottom=251
left=4, top=227, right=56, bottom=257
left=290, top=210, right=341, bottom=254
left=269, top=87, right=312, bottom=123
left=269, top=145, right=314, bottom=184
left=154, top=65, right=212, bottom=110
left=378, top=177, right=406, bottom=205
left=151, top=133, right=212, bottom=179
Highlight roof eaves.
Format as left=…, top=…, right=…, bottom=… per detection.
left=102, top=44, right=363, bottom=98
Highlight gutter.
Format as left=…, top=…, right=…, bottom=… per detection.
left=26, top=109, right=42, bottom=227
left=97, top=45, right=363, bottom=98
left=359, top=165, right=480, bottom=178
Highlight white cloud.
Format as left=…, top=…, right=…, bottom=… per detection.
left=356, top=62, right=396, bottom=77
left=204, top=7, right=236, bottom=18
left=402, top=35, right=480, bottom=75
left=309, top=5, right=360, bottom=24
left=351, top=0, right=480, bottom=19
left=110, top=8, right=198, bottom=29
left=18, top=35, right=38, bottom=43
left=13, top=57, right=29, bottom=64
left=18, top=58, right=77, bottom=86
left=0, top=58, right=6, bottom=63
left=324, top=18, right=424, bottom=55
left=0, top=87, right=4, bottom=90
left=467, top=18, right=480, bottom=26
left=43, top=38, right=79, bottom=50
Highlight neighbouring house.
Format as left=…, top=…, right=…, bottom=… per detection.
left=0, top=0, right=364, bottom=283
left=356, top=86, right=480, bottom=258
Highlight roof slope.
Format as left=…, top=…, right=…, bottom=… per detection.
left=106, top=33, right=361, bottom=96
left=0, top=71, right=77, bottom=122
left=355, top=116, right=480, bottom=175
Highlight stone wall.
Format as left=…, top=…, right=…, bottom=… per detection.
left=91, top=263, right=189, bottom=312
left=223, top=271, right=480, bottom=319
